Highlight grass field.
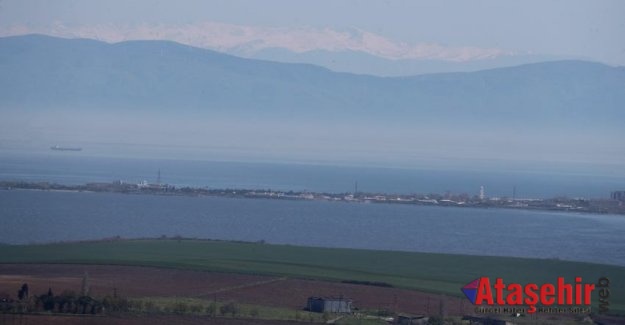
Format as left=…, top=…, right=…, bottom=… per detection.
left=0, top=238, right=623, bottom=314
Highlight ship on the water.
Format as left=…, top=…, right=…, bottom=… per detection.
left=50, top=145, right=82, bottom=151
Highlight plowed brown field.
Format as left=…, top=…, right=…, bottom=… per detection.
left=0, top=264, right=468, bottom=315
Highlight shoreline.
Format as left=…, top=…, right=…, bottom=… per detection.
left=1, top=179, right=624, bottom=216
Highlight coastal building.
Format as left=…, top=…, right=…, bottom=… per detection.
left=611, top=191, right=625, bottom=201
left=306, top=296, right=352, bottom=313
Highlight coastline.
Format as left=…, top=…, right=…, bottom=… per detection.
left=1, top=179, right=624, bottom=216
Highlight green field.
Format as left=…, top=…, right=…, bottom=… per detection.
left=0, top=239, right=623, bottom=313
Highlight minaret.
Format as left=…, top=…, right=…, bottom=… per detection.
left=479, top=186, right=485, bottom=200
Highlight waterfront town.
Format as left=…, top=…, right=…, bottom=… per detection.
left=1, top=180, right=624, bottom=216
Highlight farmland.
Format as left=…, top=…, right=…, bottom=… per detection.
left=0, top=238, right=624, bottom=323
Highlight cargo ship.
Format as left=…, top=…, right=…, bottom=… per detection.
left=50, top=145, right=82, bottom=151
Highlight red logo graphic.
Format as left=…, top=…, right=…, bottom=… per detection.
left=461, top=277, right=596, bottom=314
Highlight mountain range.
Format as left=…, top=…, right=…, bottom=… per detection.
left=245, top=47, right=576, bottom=76
left=0, top=22, right=538, bottom=76
left=1, top=34, right=624, bottom=164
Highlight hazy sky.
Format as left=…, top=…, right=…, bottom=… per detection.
left=1, top=0, right=624, bottom=65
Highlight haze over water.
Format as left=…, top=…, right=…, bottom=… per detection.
left=1, top=152, right=624, bottom=199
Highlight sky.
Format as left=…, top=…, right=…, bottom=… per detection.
left=1, top=0, right=624, bottom=65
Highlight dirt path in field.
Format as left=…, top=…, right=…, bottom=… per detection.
left=0, top=263, right=471, bottom=316
left=0, top=263, right=600, bottom=324
left=194, top=277, right=288, bottom=298
left=0, top=264, right=271, bottom=298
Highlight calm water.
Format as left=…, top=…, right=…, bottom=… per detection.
left=1, top=190, right=624, bottom=266
left=1, top=152, right=624, bottom=198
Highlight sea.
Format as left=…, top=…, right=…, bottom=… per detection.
left=1, top=151, right=624, bottom=266
left=1, top=151, right=624, bottom=198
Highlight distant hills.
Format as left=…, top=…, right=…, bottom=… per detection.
left=1, top=34, right=624, bottom=129
left=247, top=46, right=575, bottom=76
left=1, top=34, right=624, bottom=166
left=0, top=22, right=556, bottom=76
